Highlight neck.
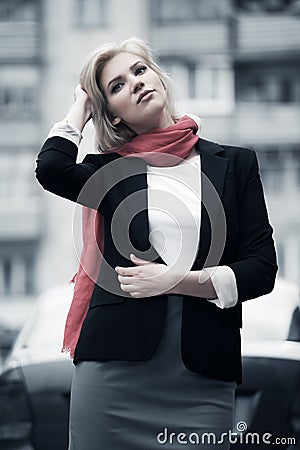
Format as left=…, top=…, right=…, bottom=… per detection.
left=133, top=109, right=175, bottom=135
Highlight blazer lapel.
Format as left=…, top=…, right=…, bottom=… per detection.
left=121, top=157, right=164, bottom=262
left=196, top=138, right=228, bottom=199
left=194, top=138, right=229, bottom=268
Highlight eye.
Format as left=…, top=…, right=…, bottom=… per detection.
left=111, top=82, right=124, bottom=94
left=134, top=65, right=147, bottom=76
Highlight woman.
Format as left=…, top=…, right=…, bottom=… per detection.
left=36, top=37, right=277, bottom=449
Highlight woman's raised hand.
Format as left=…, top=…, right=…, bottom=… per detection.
left=63, top=84, right=92, bottom=132
left=74, top=84, right=89, bottom=103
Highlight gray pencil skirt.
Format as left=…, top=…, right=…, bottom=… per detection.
left=69, top=296, right=236, bottom=450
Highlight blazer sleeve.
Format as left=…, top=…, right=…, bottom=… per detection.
left=227, top=149, right=278, bottom=302
left=35, top=136, right=105, bottom=210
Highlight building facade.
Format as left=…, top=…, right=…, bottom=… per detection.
left=0, top=0, right=43, bottom=324
left=1, top=0, right=299, bottom=326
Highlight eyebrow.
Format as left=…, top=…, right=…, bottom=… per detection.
left=107, top=60, right=143, bottom=90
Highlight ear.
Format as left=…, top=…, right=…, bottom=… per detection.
left=112, top=116, right=121, bottom=125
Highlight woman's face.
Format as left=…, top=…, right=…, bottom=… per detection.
left=100, top=52, right=174, bottom=134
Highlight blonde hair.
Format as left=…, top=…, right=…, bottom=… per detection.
left=79, top=37, right=179, bottom=152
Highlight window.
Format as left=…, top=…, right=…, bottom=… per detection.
left=256, top=147, right=284, bottom=194
left=0, top=85, right=37, bottom=118
left=0, top=150, right=40, bottom=297
left=160, top=58, right=234, bottom=112
left=151, top=0, right=232, bottom=24
left=0, top=152, right=37, bottom=200
left=74, top=0, right=108, bottom=27
left=235, top=0, right=295, bottom=13
left=0, top=0, right=37, bottom=21
left=292, top=148, right=300, bottom=188
left=162, top=59, right=232, bottom=102
left=239, top=77, right=300, bottom=103
left=0, top=66, right=39, bottom=118
left=236, top=62, right=300, bottom=103
left=256, top=145, right=300, bottom=195
left=0, top=245, right=36, bottom=296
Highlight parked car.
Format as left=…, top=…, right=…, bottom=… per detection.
left=0, top=284, right=74, bottom=450
left=234, top=278, right=300, bottom=449
left=0, top=279, right=299, bottom=450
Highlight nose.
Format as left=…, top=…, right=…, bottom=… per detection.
left=132, top=79, right=144, bottom=93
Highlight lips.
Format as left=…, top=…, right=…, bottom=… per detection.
left=137, top=89, right=154, bottom=104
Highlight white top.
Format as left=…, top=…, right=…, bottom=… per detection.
left=47, top=122, right=238, bottom=308
left=147, top=149, right=201, bottom=272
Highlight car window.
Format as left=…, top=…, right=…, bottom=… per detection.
left=242, top=279, right=300, bottom=341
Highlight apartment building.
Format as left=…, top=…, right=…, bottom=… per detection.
left=1, top=0, right=299, bottom=325
left=0, top=0, right=42, bottom=323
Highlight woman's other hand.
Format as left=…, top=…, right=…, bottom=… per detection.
left=115, top=254, right=181, bottom=298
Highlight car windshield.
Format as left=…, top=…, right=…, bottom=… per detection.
left=242, top=279, right=300, bottom=341
left=10, top=284, right=73, bottom=361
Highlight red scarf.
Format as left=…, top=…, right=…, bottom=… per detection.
left=62, top=115, right=199, bottom=357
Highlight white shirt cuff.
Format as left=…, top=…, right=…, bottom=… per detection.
left=47, top=121, right=82, bottom=147
left=203, top=266, right=238, bottom=309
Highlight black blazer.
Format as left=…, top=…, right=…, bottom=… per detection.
left=36, top=136, right=278, bottom=384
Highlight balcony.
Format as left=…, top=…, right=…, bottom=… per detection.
left=0, top=121, right=41, bottom=146
left=0, top=21, right=40, bottom=61
left=0, top=197, right=44, bottom=240
left=150, top=22, right=230, bottom=56
left=197, top=103, right=300, bottom=147
left=232, top=103, right=300, bottom=144
left=236, top=15, right=300, bottom=58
